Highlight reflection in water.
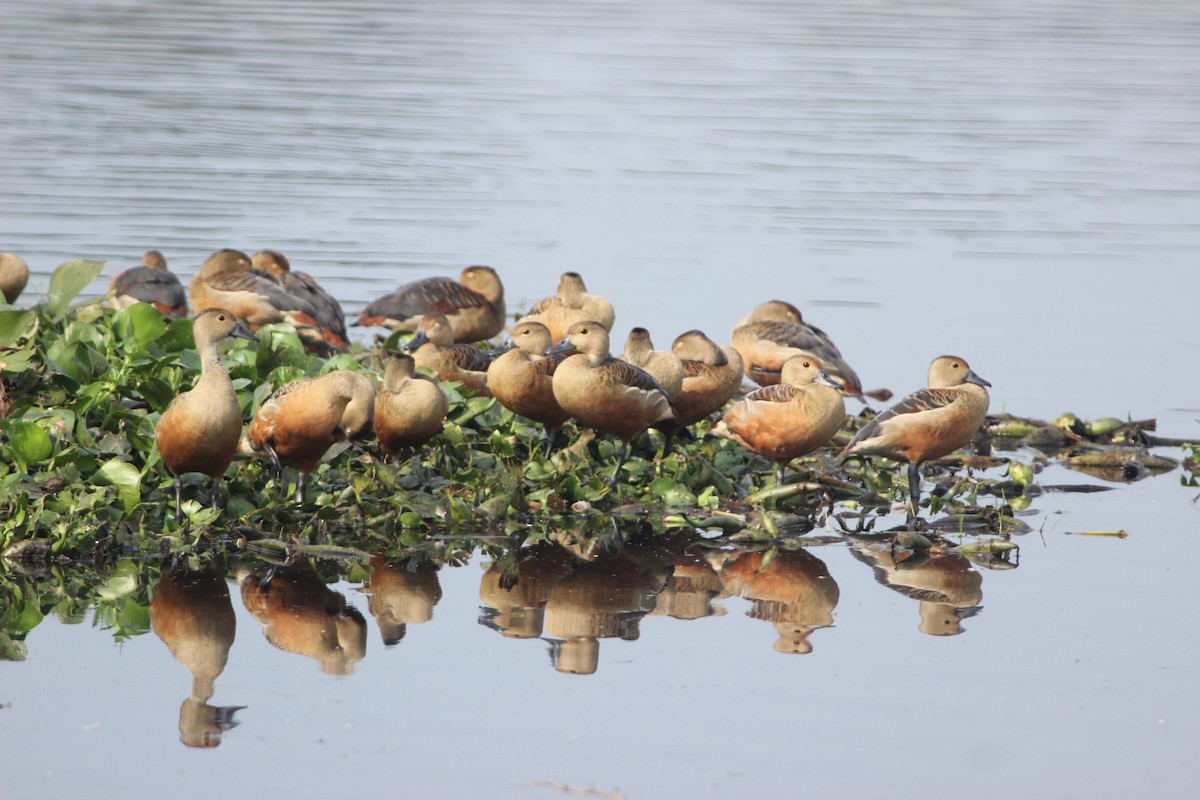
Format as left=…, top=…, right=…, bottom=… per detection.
left=478, top=541, right=577, bottom=639
left=237, top=559, right=366, bottom=675
left=544, top=540, right=671, bottom=675
left=708, top=548, right=840, bottom=655
left=850, top=540, right=984, bottom=636
left=479, top=535, right=672, bottom=674
left=149, top=562, right=243, bottom=748
left=361, top=554, right=443, bottom=646
left=648, top=550, right=727, bottom=622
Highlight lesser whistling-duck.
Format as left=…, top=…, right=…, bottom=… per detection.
left=403, top=313, right=494, bottom=396
left=711, top=354, right=846, bottom=483
left=357, top=265, right=506, bottom=343
left=668, top=329, right=746, bottom=427
left=251, top=249, right=348, bottom=351
left=486, top=320, right=572, bottom=456
left=108, top=249, right=188, bottom=318
left=0, top=253, right=31, bottom=304
left=189, top=248, right=324, bottom=343
left=547, top=320, right=676, bottom=485
left=373, top=352, right=449, bottom=459
left=243, top=369, right=376, bottom=502
left=838, top=355, right=991, bottom=517
left=620, top=327, right=684, bottom=400
left=731, top=300, right=864, bottom=401
left=516, top=271, right=615, bottom=343
left=154, top=308, right=258, bottom=516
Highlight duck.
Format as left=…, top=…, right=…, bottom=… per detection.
left=108, top=249, right=188, bottom=318
left=731, top=300, right=864, bottom=401
left=403, top=313, right=494, bottom=396
left=357, top=265, right=506, bottom=343
left=0, top=253, right=30, bottom=304
left=154, top=308, right=258, bottom=517
left=373, top=352, right=449, bottom=458
left=668, top=329, right=746, bottom=427
left=243, top=369, right=376, bottom=502
left=711, top=354, right=846, bottom=483
left=620, top=327, right=684, bottom=400
left=838, top=355, right=991, bottom=517
left=547, top=320, right=676, bottom=485
left=188, top=248, right=325, bottom=344
left=486, top=320, right=572, bottom=455
left=251, top=249, right=349, bottom=351
left=516, top=271, right=615, bottom=342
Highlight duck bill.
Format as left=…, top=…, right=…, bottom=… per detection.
left=230, top=322, right=259, bottom=342
left=486, top=339, right=516, bottom=358
left=814, top=370, right=842, bottom=389
left=545, top=337, right=576, bottom=356
left=965, top=369, right=992, bottom=388
left=402, top=330, right=429, bottom=352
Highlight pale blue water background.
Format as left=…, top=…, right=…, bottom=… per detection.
left=2, top=1, right=1198, bottom=797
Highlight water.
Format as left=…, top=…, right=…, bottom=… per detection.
left=2, top=1, right=1199, bottom=797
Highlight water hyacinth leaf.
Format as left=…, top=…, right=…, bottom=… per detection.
left=58, top=340, right=110, bottom=385
left=96, top=561, right=140, bottom=601
left=157, top=317, right=197, bottom=352
left=46, top=259, right=105, bottom=318
left=6, top=420, right=53, bottom=465
left=113, top=302, right=167, bottom=346
left=0, top=309, right=37, bottom=347
left=92, top=458, right=142, bottom=513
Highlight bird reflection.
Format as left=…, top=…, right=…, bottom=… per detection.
left=478, top=540, right=577, bottom=639
left=478, top=533, right=672, bottom=674
left=542, top=538, right=671, bottom=674
left=361, top=555, right=443, bottom=646
left=648, top=550, right=728, bottom=621
left=149, top=562, right=243, bottom=747
left=237, top=558, right=367, bottom=675
left=707, top=548, right=840, bottom=654
left=849, top=539, right=983, bottom=635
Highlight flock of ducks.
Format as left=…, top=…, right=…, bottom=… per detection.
left=2, top=248, right=992, bottom=521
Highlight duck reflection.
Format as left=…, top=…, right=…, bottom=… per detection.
left=648, top=549, right=727, bottom=621
left=237, top=558, right=367, bottom=675
left=478, top=534, right=672, bottom=674
left=707, top=548, right=839, bottom=654
left=478, top=540, right=577, bottom=639
left=149, top=562, right=243, bottom=747
left=543, top=539, right=671, bottom=674
left=361, top=554, right=443, bottom=646
left=850, top=540, right=983, bottom=635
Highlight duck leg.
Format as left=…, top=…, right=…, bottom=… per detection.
left=607, top=442, right=630, bottom=486
left=906, top=461, right=923, bottom=519
left=174, top=476, right=183, bottom=518
left=210, top=475, right=222, bottom=512
left=296, top=471, right=307, bottom=504
left=543, top=426, right=561, bottom=458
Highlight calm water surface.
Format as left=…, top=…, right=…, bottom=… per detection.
left=2, top=1, right=1199, bottom=797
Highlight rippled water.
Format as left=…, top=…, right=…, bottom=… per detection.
left=3, top=1, right=1199, bottom=797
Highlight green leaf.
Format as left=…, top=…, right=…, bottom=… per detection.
left=96, top=561, right=140, bottom=601
left=0, top=309, right=37, bottom=347
left=5, top=420, right=53, bottom=466
left=113, top=303, right=167, bottom=346
left=92, top=458, right=142, bottom=513
left=46, top=259, right=105, bottom=318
